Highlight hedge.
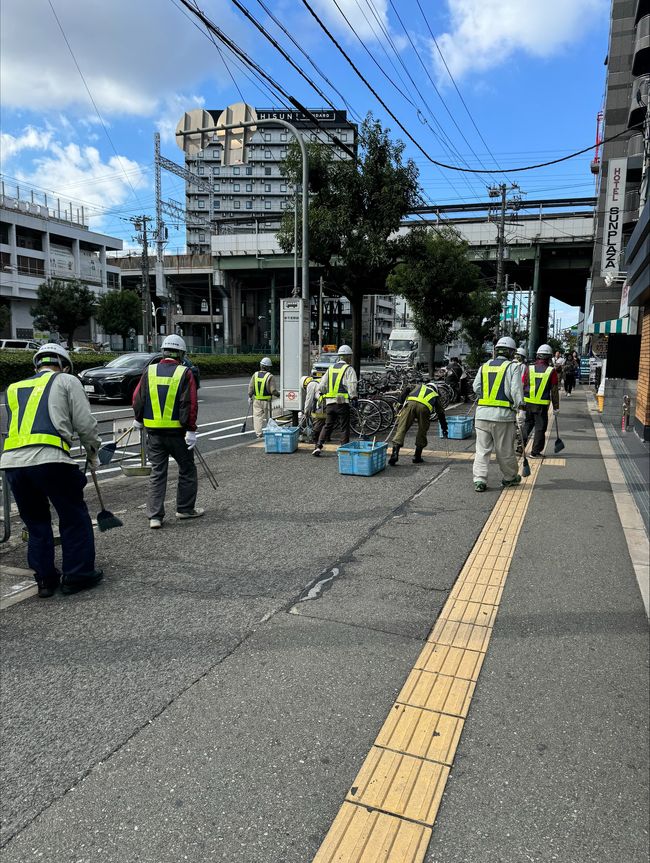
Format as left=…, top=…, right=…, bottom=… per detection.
left=0, top=350, right=279, bottom=389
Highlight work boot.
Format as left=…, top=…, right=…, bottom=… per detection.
left=61, top=569, right=104, bottom=596
left=388, top=445, right=400, bottom=466
left=474, top=480, right=487, bottom=493
left=412, top=447, right=424, bottom=464
left=35, top=569, right=61, bottom=598
left=501, top=474, right=522, bottom=487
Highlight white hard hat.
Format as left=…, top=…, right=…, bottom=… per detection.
left=536, top=343, right=553, bottom=356
left=338, top=344, right=352, bottom=356
left=161, top=334, right=187, bottom=353
left=33, top=342, right=72, bottom=369
left=516, top=347, right=527, bottom=357
left=495, top=336, right=516, bottom=351
left=260, top=357, right=272, bottom=368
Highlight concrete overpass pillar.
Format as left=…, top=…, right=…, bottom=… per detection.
left=528, top=245, right=541, bottom=356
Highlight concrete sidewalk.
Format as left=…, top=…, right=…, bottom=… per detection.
left=0, top=391, right=647, bottom=863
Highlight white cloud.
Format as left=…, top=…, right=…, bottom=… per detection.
left=157, top=94, right=207, bottom=146
left=0, top=127, right=54, bottom=160
left=0, top=0, right=246, bottom=117
left=432, top=0, right=608, bottom=81
left=5, top=132, right=149, bottom=227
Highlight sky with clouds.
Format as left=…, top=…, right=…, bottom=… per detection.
left=1, top=0, right=611, bottom=324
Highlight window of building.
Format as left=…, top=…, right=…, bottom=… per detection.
left=214, top=201, right=221, bottom=209
left=234, top=200, right=241, bottom=209
left=199, top=233, right=206, bottom=242
left=106, top=271, right=120, bottom=289
left=280, top=132, right=287, bottom=142
left=233, top=183, right=240, bottom=191
left=197, top=151, right=204, bottom=158
left=245, top=166, right=253, bottom=175
left=264, top=167, right=272, bottom=175
left=245, top=184, right=252, bottom=192
left=280, top=184, right=287, bottom=192
left=197, top=166, right=204, bottom=175
left=264, top=150, right=271, bottom=159
left=264, top=133, right=271, bottom=141
left=17, top=255, right=45, bottom=277
left=213, top=197, right=220, bottom=206
left=280, top=149, right=287, bottom=158
left=264, top=184, right=271, bottom=192
left=233, top=166, right=240, bottom=175
left=264, top=201, right=271, bottom=210
left=246, top=201, right=252, bottom=209
left=340, top=132, right=348, bottom=141
left=213, top=183, right=220, bottom=191
left=280, top=201, right=288, bottom=210
left=198, top=200, right=205, bottom=208
left=213, top=167, right=220, bottom=175
left=0, top=223, right=9, bottom=244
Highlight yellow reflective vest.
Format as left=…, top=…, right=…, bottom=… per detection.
left=253, top=371, right=272, bottom=400
left=407, top=384, right=439, bottom=412
left=142, top=363, right=186, bottom=429
left=321, top=361, right=349, bottom=400
left=524, top=365, right=553, bottom=405
left=4, top=371, right=71, bottom=453
left=478, top=358, right=513, bottom=408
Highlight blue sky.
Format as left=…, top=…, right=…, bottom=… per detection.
left=1, top=0, right=611, bottom=326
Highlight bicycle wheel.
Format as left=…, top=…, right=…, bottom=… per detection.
left=350, top=399, right=382, bottom=437
left=373, top=397, right=394, bottom=432
left=434, top=382, right=453, bottom=408
left=381, top=393, right=401, bottom=419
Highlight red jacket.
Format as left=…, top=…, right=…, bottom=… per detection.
left=132, top=358, right=198, bottom=433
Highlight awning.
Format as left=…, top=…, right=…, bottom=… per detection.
left=586, top=317, right=629, bottom=334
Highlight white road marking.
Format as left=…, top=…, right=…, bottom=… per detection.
left=200, top=383, right=248, bottom=390
left=208, top=430, right=255, bottom=442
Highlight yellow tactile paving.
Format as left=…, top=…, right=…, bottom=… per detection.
left=426, top=618, right=493, bottom=653
left=375, top=704, right=464, bottom=765
left=414, top=642, right=486, bottom=682
left=312, top=803, right=431, bottom=863
left=543, top=457, right=566, bottom=466
left=397, top=669, right=476, bottom=718
left=311, top=446, right=546, bottom=862
left=346, top=746, right=449, bottom=825
left=438, top=598, right=499, bottom=628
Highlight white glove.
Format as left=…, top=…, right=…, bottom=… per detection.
left=185, top=431, right=197, bottom=450
left=248, top=397, right=253, bottom=406
left=298, top=411, right=304, bottom=420
left=132, top=419, right=144, bottom=429
left=87, top=452, right=100, bottom=471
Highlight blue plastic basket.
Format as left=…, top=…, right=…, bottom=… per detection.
left=439, top=416, right=474, bottom=440
left=263, top=426, right=299, bottom=453
left=337, top=441, right=388, bottom=476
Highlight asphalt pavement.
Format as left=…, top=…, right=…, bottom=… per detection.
left=0, top=389, right=647, bottom=862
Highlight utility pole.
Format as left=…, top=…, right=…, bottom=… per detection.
left=488, top=182, right=521, bottom=336
left=130, top=215, right=153, bottom=351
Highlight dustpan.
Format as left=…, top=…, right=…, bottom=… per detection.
left=120, top=432, right=152, bottom=477
left=553, top=414, right=565, bottom=453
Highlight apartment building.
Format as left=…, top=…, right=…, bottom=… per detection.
left=0, top=185, right=122, bottom=341
left=180, top=108, right=357, bottom=254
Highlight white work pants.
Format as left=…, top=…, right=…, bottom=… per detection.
left=253, top=400, right=271, bottom=436
left=473, top=419, right=519, bottom=483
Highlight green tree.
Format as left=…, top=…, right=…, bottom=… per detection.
left=461, top=284, right=502, bottom=367
left=277, top=115, right=420, bottom=372
left=560, top=327, right=578, bottom=353
left=31, top=279, right=97, bottom=349
left=0, top=300, right=10, bottom=336
left=96, top=289, right=141, bottom=350
left=386, top=226, right=482, bottom=373
left=547, top=336, right=563, bottom=354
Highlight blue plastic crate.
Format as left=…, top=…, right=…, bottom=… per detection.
left=263, top=426, right=299, bottom=453
left=337, top=441, right=388, bottom=476
left=439, top=416, right=474, bottom=440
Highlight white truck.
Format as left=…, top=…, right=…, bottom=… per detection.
left=386, top=327, right=434, bottom=370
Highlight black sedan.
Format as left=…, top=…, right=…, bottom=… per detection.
left=78, top=353, right=201, bottom=404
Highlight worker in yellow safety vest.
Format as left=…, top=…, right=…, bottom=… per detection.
left=132, top=334, right=203, bottom=528
left=472, top=336, right=525, bottom=492
left=388, top=382, right=448, bottom=465
left=0, top=343, right=103, bottom=597
left=248, top=357, right=280, bottom=438
left=521, top=344, right=560, bottom=458
left=312, top=345, right=358, bottom=456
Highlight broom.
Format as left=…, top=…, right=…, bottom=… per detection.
left=98, top=427, right=134, bottom=465
left=89, top=469, right=123, bottom=532
left=553, top=413, right=565, bottom=453
left=518, top=418, right=531, bottom=477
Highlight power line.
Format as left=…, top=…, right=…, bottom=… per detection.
left=47, top=0, right=145, bottom=207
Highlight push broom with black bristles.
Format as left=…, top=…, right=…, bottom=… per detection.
left=89, top=469, right=123, bottom=532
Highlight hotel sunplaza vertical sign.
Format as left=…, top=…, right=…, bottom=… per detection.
left=600, top=157, right=627, bottom=278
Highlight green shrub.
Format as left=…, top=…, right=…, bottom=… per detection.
left=0, top=350, right=280, bottom=389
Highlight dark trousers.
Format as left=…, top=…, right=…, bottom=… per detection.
left=5, top=463, right=95, bottom=586
left=523, top=407, right=549, bottom=455
left=146, top=433, right=197, bottom=519
left=564, top=373, right=575, bottom=394
left=318, top=403, right=350, bottom=446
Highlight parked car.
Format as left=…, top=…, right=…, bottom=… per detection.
left=0, top=339, right=42, bottom=351
left=77, top=352, right=201, bottom=404
left=311, top=352, right=339, bottom=380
